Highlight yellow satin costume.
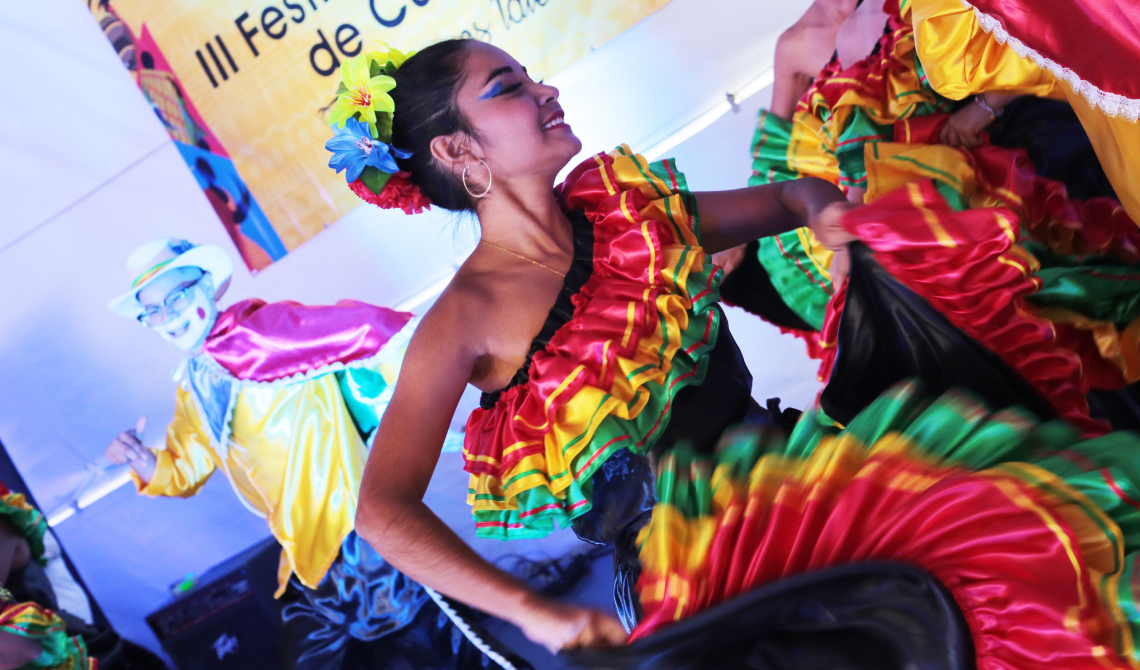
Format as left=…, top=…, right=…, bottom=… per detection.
left=136, top=377, right=366, bottom=594
left=133, top=300, right=415, bottom=595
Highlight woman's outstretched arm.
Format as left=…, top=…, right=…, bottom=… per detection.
left=695, top=177, right=854, bottom=253
left=355, top=285, right=626, bottom=653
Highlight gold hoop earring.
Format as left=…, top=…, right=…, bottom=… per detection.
left=462, top=159, right=493, bottom=199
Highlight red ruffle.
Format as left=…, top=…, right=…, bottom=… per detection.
left=840, top=181, right=1108, bottom=434
left=874, top=123, right=1138, bottom=391
left=894, top=115, right=1140, bottom=262
left=969, top=146, right=1140, bottom=263
left=780, top=325, right=828, bottom=361
left=348, top=172, right=431, bottom=215
left=461, top=149, right=718, bottom=537
left=634, top=446, right=1132, bottom=669
left=815, top=281, right=846, bottom=384
left=811, top=3, right=910, bottom=113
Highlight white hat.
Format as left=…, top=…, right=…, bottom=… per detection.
left=108, top=239, right=233, bottom=319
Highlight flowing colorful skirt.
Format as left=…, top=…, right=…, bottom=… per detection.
left=731, top=0, right=1140, bottom=429
left=575, top=381, right=1140, bottom=669
left=738, top=93, right=1140, bottom=433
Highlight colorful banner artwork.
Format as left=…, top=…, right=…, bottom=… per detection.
left=87, top=0, right=671, bottom=271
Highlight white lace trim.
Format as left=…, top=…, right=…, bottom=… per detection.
left=423, top=587, right=520, bottom=670
left=961, top=0, right=1140, bottom=122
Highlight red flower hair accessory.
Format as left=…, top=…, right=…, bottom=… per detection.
left=349, top=172, right=431, bottom=215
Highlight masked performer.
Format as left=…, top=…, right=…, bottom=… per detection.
left=320, top=40, right=1140, bottom=670
left=104, top=239, right=528, bottom=670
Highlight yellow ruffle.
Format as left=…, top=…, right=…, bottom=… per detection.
left=788, top=113, right=841, bottom=184
left=809, top=19, right=937, bottom=156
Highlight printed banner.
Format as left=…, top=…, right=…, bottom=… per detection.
left=87, top=0, right=671, bottom=271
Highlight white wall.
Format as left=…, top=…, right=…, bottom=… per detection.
left=0, top=0, right=815, bottom=656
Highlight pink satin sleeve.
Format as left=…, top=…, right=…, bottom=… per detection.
left=204, top=299, right=413, bottom=382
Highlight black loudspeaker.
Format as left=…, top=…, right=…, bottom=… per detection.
left=146, top=537, right=283, bottom=670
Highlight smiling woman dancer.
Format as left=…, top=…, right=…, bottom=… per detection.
left=326, top=38, right=846, bottom=650
left=331, top=40, right=1140, bottom=668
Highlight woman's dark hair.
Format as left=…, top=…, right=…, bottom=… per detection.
left=391, top=39, right=478, bottom=212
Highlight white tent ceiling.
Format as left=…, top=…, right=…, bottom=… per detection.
left=0, top=0, right=815, bottom=660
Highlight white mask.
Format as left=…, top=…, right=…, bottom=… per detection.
left=136, top=269, right=219, bottom=352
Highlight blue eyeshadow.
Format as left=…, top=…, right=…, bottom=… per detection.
left=478, top=81, right=503, bottom=100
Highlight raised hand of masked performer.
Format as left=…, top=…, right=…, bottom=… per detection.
left=106, top=416, right=157, bottom=483
left=809, top=200, right=858, bottom=251
left=519, top=597, right=628, bottom=654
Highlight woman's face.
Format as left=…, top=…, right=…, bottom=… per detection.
left=452, top=43, right=582, bottom=188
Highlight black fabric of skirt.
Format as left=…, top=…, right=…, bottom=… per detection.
left=718, top=241, right=817, bottom=332
left=819, top=243, right=1057, bottom=425
left=987, top=96, right=1116, bottom=201
left=570, top=561, right=975, bottom=670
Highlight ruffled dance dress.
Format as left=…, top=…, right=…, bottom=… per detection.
left=0, top=485, right=170, bottom=669
left=463, top=147, right=1140, bottom=667
left=723, top=0, right=1140, bottom=432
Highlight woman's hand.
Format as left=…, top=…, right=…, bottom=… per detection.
left=940, top=100, right=993, bottom=149
left=810, top=201, right=858, bottom=251
left=829, top=246, right=851, bottom=289
left=517, top=597, right=628, bottom=654
left=711, top=244, right=748, bottom=276
left=106, top=416, right=157, bottom=482
left=0, top=630, right=42, bottom=670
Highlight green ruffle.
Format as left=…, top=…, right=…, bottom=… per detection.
left=0, top=495, right=46, bottom=563
left=1022, top=242, right=1140, bottom=325
left=748, top=111, right=832, bottom=331
left=0, top=603, right=92, bottom=669
left=748, top=110, right=800, bottom=186
left=755, top=233, right=831, bottom=331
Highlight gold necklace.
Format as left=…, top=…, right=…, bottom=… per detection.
left=481, top=240, right=567, bottom=278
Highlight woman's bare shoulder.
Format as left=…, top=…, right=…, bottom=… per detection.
left=412, top=263, right=556, bottom=390
left=408, top=266, right=513, bottom=367
left=415, top=273, right=491, bottom=343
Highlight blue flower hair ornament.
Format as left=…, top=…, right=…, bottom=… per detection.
left=325, top=117, right=410, bottom=184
